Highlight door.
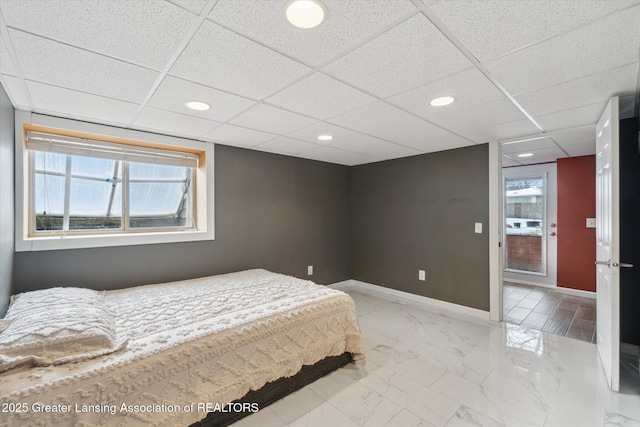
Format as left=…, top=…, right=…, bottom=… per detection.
left=595, top=97, right=620, bottom=391
left=503, top=164, right=557, bottom=287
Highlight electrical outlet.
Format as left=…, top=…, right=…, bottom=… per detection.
left=307, top=265, right=313, bottom=276
left=419, top=270, right=425, bottom=281
left=586, top=218, right=596, bottom=228
left=475, top=222, right=482, bottom=233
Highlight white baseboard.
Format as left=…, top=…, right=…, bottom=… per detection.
left=329, top=279, right=491, bottom=321
left=555, top=286, right=596, bottom=299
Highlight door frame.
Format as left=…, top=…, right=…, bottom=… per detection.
left=488, top=126, right=595, bottom=321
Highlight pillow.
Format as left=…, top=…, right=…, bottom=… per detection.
left=0, top=287, right=127, bottom=372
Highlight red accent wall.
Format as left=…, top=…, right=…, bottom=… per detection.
left=557, top=155, right=596, bottom=292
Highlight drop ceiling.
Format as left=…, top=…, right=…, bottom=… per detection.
left=0, top=0, right=638, bottom=166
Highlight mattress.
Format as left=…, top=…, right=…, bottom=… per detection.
left=0, top=269, right=364, bottom=427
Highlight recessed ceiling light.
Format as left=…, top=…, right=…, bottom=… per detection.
left=429, top=96, right=455, bottom=107
left=317, top=134, right=333, bottom=141
left=286, top=0, right=326, bottom=29
left=517, top=153, right=534, bottom=158
left=185, top=100, right=210, bottom=111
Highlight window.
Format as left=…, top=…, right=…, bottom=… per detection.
left=29, top=131, right=197, bottom=236
left=16, top=114, right=214, bottom=252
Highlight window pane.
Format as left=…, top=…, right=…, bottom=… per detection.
left=129, top=162, right=192, bottom=229
left=35, top=151, right=66, bottom=174
left=130, top=163, right=186, bottom=180
left=68, top=179, right=122, bottom=230
left=505, top=177, right=544, bottom=273
left=34, top=173, right=64, bottom=230
left=71, top=155, right=118, bottom=178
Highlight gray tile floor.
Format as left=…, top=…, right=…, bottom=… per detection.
left=503, top=282, right=597, bottom=343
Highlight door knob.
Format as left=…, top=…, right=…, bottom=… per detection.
left=595, top=260, right=611, bottom=267
left=549, top=231, right=557, bottom=236
left=612, top=262, right=634, bottom=268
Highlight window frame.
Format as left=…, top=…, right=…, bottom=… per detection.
left=15, top=112, right=215, bottom=252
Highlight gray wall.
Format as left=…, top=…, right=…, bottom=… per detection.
left=0, top=84, right=14, bottom=316
left=13, top=144, right=351, bottom=292
left=350, top=144, right=490, bottom=311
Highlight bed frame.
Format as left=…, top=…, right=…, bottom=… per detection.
left=190, top=352, right=354, bottom=427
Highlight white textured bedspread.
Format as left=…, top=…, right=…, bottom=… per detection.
left=0, top=269, right=363, bottom=427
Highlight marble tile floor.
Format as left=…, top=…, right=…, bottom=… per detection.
left=503, top=282, right=597, bottom=343
left=233, top=290, right=640, bottom=427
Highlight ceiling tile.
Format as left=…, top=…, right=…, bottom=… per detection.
left=202, top=124, right=276, bottom=148
left=147, top=76, right=255, bottom=122
left=266, top=72, right=376, bottom=120
left=168, top=0, right=209, bottom=15
left=501, top=157, right=522, bottom=167
left=323, top=14, right=472, bottom=97
left=133, top=107, right=220, bottom=138
left=484, top=6, right=640, bottom=95
left=534, top=102, right=606, bottom=132
left=170, top=20, right=310, bottom=100
left=426, top=99, right=530, bottom=142
left=327, top=101, right=417, bottom=134
left=515, top=63, right=637, bottom=117
left=2, top=75, right=30, bottom=109
left=387, top=68, right=506, bottom=121
left=0, top=0, right=197, bottom=69
left=0, top=37, right=16, bottom=76
left=27, top=81, right=139, bottom=125
left=504, top=147, right=567, bottom=165
left=372, top=120, right=473, bottom=152
left=552, top=129, right=596, bottom=157
left=468, top=119, right=541, bottom=144
left=430, top=0, right=640, bottom=62
left=209, top=0, right=417, bottom=66
left=230, top=104, right=317, bottom=134
left=9, top=29, right=159, bottom=103
left=286, top=122, right=363, bottom=144
left=328, top=135, right=420, bottom=159
left=297, top=146, right=380, bottom=166
left=501, top=137, right=557, bottom=155
left=255, top=137, right=321, bottom=155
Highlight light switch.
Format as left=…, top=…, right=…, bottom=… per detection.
left=586, top=218, right=596, bottom=228
left=475, top=223, right=482, bottom=234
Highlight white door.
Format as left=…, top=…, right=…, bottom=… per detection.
left=596, top=97, right=620, bottom=391
left=503, top=164, right=557, bottom=287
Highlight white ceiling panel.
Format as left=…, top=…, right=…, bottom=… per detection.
left=323, top=14, right=472, bottom=97
left=0, top=37, right=16, bottom=76
left=209, top=0, right=416, bottom=67
left=266, top=72, right=376, bottom=120
left=148, top=76, right=256, bottom=122
left=230, top=104, right=317, bottom=134
left=430, top=0, right=640, bottom=62
left=2, top=75, right=30, bottom=109
left=1, top=1, right=638, bottom=166
left=170, top=20, right=310, bottom=100
left=503, top=146, right=568, bottom=165
left=1, top=0, right=197, bottom=69
left=298, top=146, right=380, bottom=166
left=133, top=107, right=220, bottom=138
left=535, top=102, right=607, bottom=133
left=427, top=99, right=530, bottom=143
left=255, top=137, right=321, bottom=155
left=562, top=143, right=597, bottom=157
left=515, top=63, right=638, bottom=117
left=372, top=120, right=472, bottom=152
left=328, top=135, right=420, bottom=159
left=286, top=122, right=363, bottom=145
left=202, top=124, right=276, bottom=148
left=552, top=129, right=596, bottom=157
left=27, top=81, right=139, bottom=126
left=9, top=29, right=159, bottom=104
left=485, top=6, right=640, bottom=95
left=169, top=0, right=210, bottom=15
left=327, top=101, right=417, bottom=134
left=387, top=68, right=507, bottom=121
left=501, top=157, right=522, bottom=167
left=501, top=137, right=557, bottom=155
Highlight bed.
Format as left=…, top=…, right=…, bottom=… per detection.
left=0, top=269, right=364, bottom=427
